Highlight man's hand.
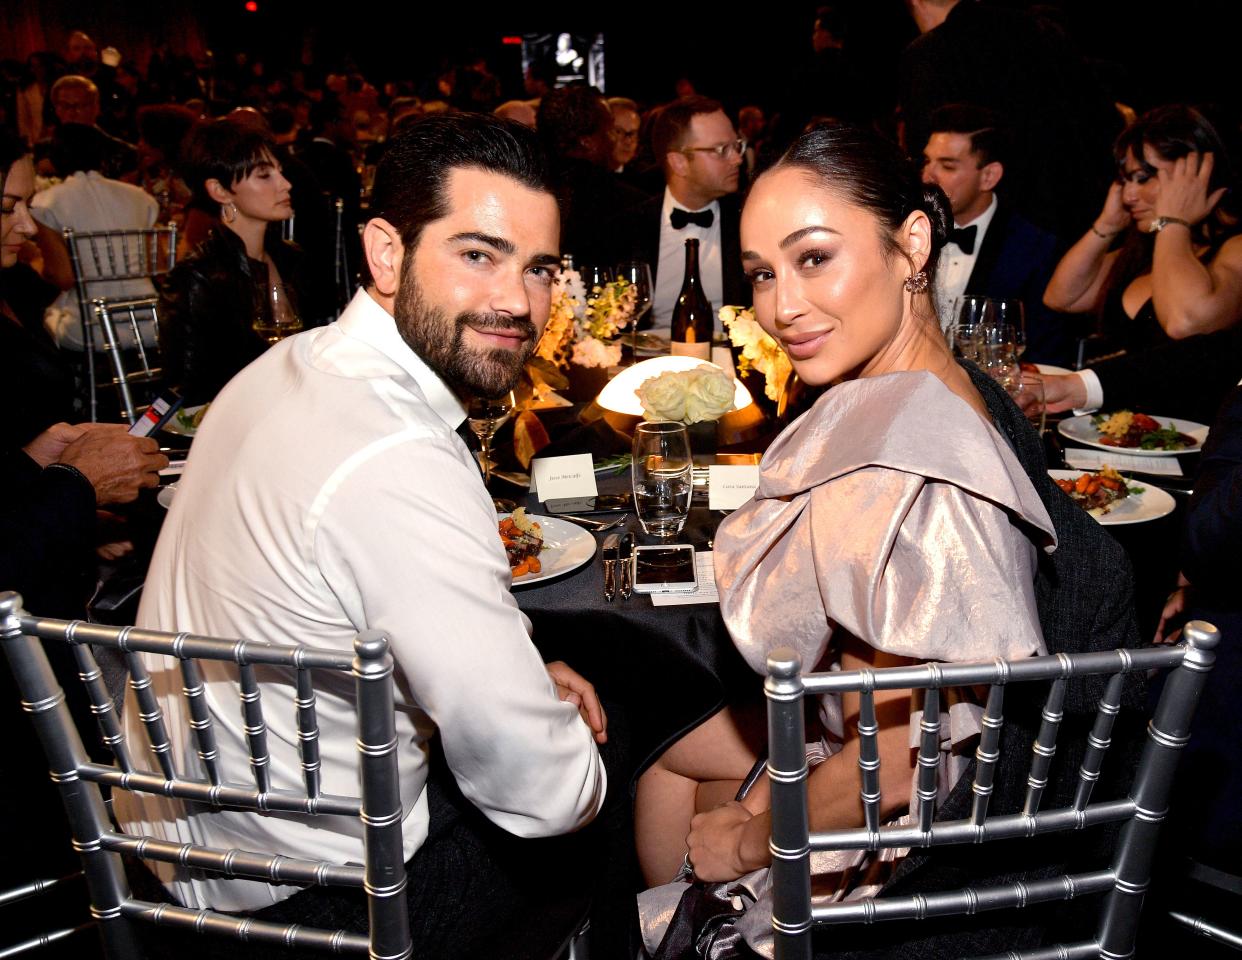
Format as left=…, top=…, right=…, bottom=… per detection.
left=545, top=660, right=607, bottom=744
left=1042, top=373, right=1089, bottom=413
left=58, top=424, right=167, bottom=504
left=22, top=422, right=90, bottom=468
left=685, top=801, right=767, bottom=882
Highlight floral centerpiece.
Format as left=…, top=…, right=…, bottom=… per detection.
left=636, top=365, right=737, bottom=425
left=719, top=305, right=792, bottom=403
left=534, top=269, right=638, bottom=371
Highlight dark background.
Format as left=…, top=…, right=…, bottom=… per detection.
left=2, top=0, right=1238, bottom=117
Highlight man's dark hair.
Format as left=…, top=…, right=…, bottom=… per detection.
left=49, top=122, right=107, bottom=176
left=927, top=103, right=1009, bottom=168
left=136, top=104, right=198, bottom=165
left=651, top=95, right=725, bottom=169
left=368, top=112, right=552, bottom=271
left=535, top=85, right=609, bottom=161
left=180, top=117, right=279, bottom=211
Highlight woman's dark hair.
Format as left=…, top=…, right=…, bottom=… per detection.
left=1104, top=104, right=1240, bottom=303
left=180, top=117, right=279, bottom=212
left=774, top=122, right=951, bottom=307
left=368, top=112, right=552, bottom=269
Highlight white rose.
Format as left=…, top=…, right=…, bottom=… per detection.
left=638, top=372, right=688, bottom=422
left=684, top=367, right=736, bottom=423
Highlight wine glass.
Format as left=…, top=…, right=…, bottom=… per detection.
left=615, top=260, right=653, bottom=360
left=979, top=320, right=1019, bottom=383
left=952, top=294, right=990, bottom=361
left=1005, top=370, right=1046, bottom=434
left=985, top=298, right=1027, bottom=358
left=253, top=282, right=303, bottom=345
left=467, top=390, right=516, bottom=497
left=631, top=421, right=693, bottom=540
left=581, top=263, right=614, bottom=295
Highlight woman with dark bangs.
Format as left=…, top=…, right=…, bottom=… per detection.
left=159, top=117, right=307, bottom=404
left=1044, top=104, right=1242, bottom=354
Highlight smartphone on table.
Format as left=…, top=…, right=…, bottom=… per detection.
left=631, top=544, right=698, bottom=594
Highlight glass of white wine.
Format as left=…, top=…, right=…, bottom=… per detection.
left=631, top=421, right=692, bottom=540
left=253, top=282, right=303, bottom=345
left=467, top=391, right=516, bottom=491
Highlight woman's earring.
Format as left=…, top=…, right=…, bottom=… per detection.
left=903, top=270, right=929, bottom=294
left=221, top=201, right=238, bottom=224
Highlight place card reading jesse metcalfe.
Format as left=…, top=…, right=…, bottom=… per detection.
left=708, top=465, right=761, bottom=511
left=530, top=453, right=599, bottom=502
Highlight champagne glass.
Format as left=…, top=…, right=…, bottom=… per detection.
left=615, top=260, right=653, bottom=360
left=631, top=421, right=693, bottom=540
left=953, top=294, right=989, bottom=361
left=467, top=391, right=516, bottom=500
left=253, top=282, right=303, bottom=345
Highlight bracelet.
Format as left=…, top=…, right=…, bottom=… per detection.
left=1090, top=224, right=1119, bottom=240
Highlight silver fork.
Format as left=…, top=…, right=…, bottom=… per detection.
left=558, top=512, right=629, bottom=531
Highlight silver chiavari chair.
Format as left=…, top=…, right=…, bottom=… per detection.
left=0, top=591, right=412, bottom=960
left=765, top=623, right=1220, bottom=960
left=92, top=296, right=163, bottom=425
left=63, top=226, right=177, bottom=422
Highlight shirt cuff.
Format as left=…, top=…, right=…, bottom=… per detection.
left=1071, top=369, right=1104, bottom=415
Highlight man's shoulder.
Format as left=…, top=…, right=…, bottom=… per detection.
left=991, top=202, right=1059, bottom=258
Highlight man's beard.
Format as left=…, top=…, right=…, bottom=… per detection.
left=393, top=260, right=537, bottom=400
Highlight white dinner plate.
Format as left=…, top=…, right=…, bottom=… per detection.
left=1048, top=470, right=1176, bottom=525
left=163, top=403, right=210, bottom=438
left=1033, top=363, right=1073, bottom=376
left=157, top=483, right=178, bottom=509
left=502, top=514, right=596, bottom=587
left=1057, top=413, right=1208, bottom=457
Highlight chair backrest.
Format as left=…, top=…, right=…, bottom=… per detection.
left=765, top=624, right=1220, bottom=960
left=0, top=591, right=412, bottom=960
left=92, top=296, right=162, bottom=425
left=63, top=226, right=177, bottom=421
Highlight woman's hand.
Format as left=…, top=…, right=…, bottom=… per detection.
left=685, top=801, right=769, bottom=882
left=1156, top=151, right=1227, bottom=227
left=545, top=660, right=607, bottom=743
left=1095, top=181, right=1132, bottom=237
left=1154, top=574, right=1192, bottom=644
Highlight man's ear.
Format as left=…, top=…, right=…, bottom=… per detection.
left=980, top=160, right=1004, bottom=193
left=204, top=178, right=231, bottom=205
left=666, top=150, right=689, bottom=179
left=363, top=218, right=404, bottom=298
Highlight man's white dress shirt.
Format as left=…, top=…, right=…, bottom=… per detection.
left=116, top=290, right=606, bottom=911
left=933, top=193, right=998, bottom=332
left=30, top=169, right=159, bottom=350
left=651, top=187, right=723, bottom=334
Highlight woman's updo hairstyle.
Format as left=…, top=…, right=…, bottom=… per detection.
left=775, top=121, right=951, bottom=290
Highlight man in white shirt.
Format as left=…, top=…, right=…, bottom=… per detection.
left=617, top=96, right=751, bottom=335
left=922, top=104, right=1071, bottom=365
left=117, top=114, right=627, bottom=957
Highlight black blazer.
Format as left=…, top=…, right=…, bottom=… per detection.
left=611, top=192, right=752, bottom=322
left=964, top=200, right=1073, bottom=367
left=1091, top=325, right=1242, bottom=426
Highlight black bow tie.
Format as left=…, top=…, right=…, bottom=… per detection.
left=948, top=224, right=977, bottom=255
left=670, top=207, right=715, bottom=230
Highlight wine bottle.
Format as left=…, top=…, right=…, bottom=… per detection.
left=669, top=238, right=712, bottom=360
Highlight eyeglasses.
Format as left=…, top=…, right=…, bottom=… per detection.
left=682, top=138, right=746, bottom=159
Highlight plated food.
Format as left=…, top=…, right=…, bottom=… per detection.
left=1052, top=466, right=1139, bottom=516
left=1047, top=469, right=1176, bottom=525
left=1058, top=412, right=1207, bottom=457
left=165, top=403, right=211, bottom=438
left=499, top=508, right=544, bottom=577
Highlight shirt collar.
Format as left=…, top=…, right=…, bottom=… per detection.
left=662, top=185, right=720, bottom=220
left=335, top=289, right=468, bottom=430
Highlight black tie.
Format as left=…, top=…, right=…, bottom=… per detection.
left=670, top=207, right=715, bottom=230
left=948, top=224, right=977, bottom=255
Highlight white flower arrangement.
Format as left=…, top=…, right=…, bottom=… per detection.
left=719, top=305, right=793, bottom=403
left=533, top=269, right=638, bottom=370
left=636, top=365, right=737, bottom=424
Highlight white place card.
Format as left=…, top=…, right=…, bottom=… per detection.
left=1064, top=449, right=1183, bottom=477
left=530, top=453, right=599, bottom=502
left=708, top=465, right=760, bottom=511
left=651, top=552, right=720, bottom=606
left=159, top=460, right=186, bottom=477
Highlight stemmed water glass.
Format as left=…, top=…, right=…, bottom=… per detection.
left=467, top=391, right=516, bottom=508
left=631, top=421, right=693, bottom=540
left=984, top=298, right=1027, bottom=359
left=615, top=260, right=653, bottom=361
left=1005, top=370, right=1047, bottom=434
left=253, top=282, right=303, bottom=345
left=952, top=294, right=990, bottom=361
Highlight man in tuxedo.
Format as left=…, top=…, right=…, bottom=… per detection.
left=614, top=96, right=750, bottom=336
left=921, top=104, right=1072, bottom=365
